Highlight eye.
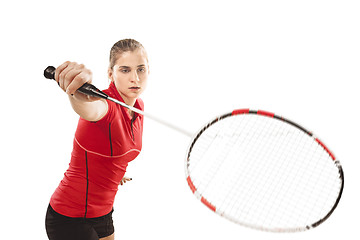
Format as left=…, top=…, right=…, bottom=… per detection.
left=137, top=67, right=146, bottom=73
left=120, top=68, right=130, bottom=73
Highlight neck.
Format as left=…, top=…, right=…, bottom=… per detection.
left=123, top=97, right=136, bottom=108
left=118, top=92, right=136, bottom=118
left=128, top=109, right=135, bottom=118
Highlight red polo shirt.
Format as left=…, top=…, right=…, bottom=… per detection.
left=50, top=82, right=144, bottom=218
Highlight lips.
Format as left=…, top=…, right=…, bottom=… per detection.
left=129, top=86, right=140, bottom=91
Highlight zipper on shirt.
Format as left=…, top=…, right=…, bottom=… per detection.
left=131, top=116, right=135, bottom=141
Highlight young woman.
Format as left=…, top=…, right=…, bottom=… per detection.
left=45, top=39, right=149, bottom=240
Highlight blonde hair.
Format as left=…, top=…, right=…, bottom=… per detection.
left=109, top=39, right=148, bottom=69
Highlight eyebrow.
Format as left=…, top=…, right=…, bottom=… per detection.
left=118, top=64, right=146, bottom=68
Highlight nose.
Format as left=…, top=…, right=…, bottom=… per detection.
left=131, top=71, right=140, bottom=82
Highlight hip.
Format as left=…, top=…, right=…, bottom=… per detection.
left=45, top=204, right=114, bottom=240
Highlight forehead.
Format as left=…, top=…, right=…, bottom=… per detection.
left=114, top=49, right=148, bottom=66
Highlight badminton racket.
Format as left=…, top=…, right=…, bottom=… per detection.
left=44, top=66, right=344, bottom=232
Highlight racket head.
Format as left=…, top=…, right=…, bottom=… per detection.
left=185, top=109, right=344, bottom=232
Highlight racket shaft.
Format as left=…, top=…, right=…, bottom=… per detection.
left=108, top=96, right=192, bottom=137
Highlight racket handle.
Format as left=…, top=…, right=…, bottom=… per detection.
left=43, top=66, right=109, bottom=99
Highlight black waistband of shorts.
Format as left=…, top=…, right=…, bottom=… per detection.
left=48, top=204, right=114, bottom=220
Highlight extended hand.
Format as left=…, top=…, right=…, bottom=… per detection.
left=120, top=177, right=132, bottom=186
left=55, top=61, right=93, bottom=96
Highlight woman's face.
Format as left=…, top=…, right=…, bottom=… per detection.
left=108, top=49, right=149, bottom=106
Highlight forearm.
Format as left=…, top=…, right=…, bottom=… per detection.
left=54, top=61, right=108, bottom=121
left=68, top=92, right=108, bottom=121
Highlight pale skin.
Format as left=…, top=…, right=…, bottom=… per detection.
left=55, top=49, right=149, bottom=240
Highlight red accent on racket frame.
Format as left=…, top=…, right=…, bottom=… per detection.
left=201, top=197, right=216, bottom=212
left=315, top=138, right=336, bottom=160
left=257, top=110, right=275, bottom=118
left=232, top=109, right=250, bottom=115
left=187, top=176, right=197, bottom=193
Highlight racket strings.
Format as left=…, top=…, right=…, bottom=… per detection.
left=187, top=114, right=342, bottom=231
left=237, top=117, right=308, bottom=227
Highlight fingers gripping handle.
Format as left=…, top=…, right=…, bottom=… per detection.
left=43, top=66, right=109, bottom=99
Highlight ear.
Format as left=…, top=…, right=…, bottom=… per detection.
left=108, top=67, right=113, bottom=82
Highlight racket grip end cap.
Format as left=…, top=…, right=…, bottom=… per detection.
left=44, top=66, right=56, bottom=80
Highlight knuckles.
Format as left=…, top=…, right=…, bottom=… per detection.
left=58, top=61, right=92, bottom=81
left=56, top=61, right=92, bottom=93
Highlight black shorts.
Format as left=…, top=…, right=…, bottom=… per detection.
left=45, top=204, right=114, bottom=240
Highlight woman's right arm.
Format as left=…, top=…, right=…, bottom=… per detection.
left=55, top=61, right=108, bottom=122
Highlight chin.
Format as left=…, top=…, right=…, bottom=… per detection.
left=125, top=93, right=142, bottom=102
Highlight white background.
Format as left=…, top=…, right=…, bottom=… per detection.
left=0, top=0, right=359, bottom=239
